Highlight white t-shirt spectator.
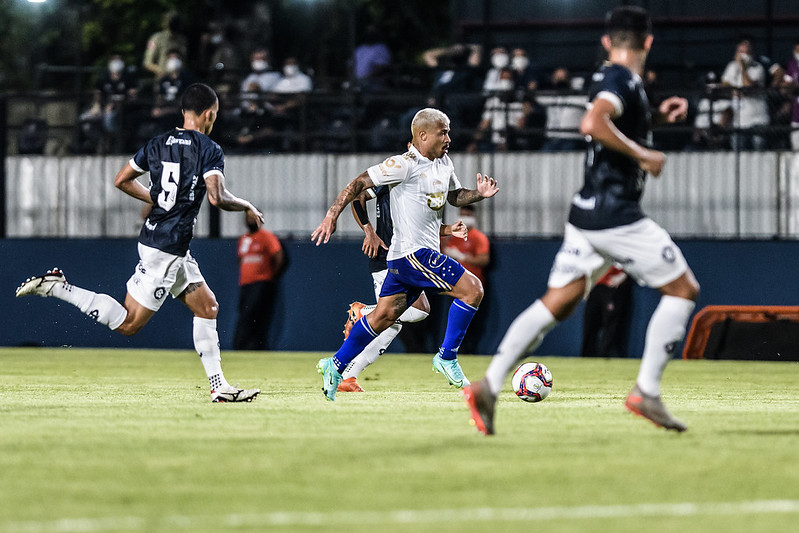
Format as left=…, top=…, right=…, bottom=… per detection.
left=721, top=60, right=770, bottom=128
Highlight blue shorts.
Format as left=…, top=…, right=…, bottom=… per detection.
left=380, top=248, right=466, bottom=303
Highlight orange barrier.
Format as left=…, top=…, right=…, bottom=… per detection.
left=682, top=305, right=799, bottom=359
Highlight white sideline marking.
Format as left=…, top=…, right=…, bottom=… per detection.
left=4, top=500, right=799, bottom=532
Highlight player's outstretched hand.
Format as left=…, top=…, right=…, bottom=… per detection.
left=362, top=231, right=388, bottom=258
left=311, top=215, right=337, bottom=246
left=659, top=96, right=688, bottom=123
left=450, top=219, right=469, bottom=240
left=248, top=207, right=264, bottom=228
left=476, top=173, right=499, bottom=198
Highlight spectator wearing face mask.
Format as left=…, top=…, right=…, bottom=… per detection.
left=483, top=47, right=510, bottom=93
left=272, top=57, right=313, bottom=94
left=721, top=37, right=770, bottom=150
left=77, top=54, right=139, bottom=153
left=510, top=47, right=541, bottom=92
left=240, top=48, right=281, bottom=95
left=153, top=51, right=194, bottom=117
left=468, top=68, right=533, bottom=152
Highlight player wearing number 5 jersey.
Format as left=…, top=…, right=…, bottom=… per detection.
left=15, top=83, right=262, bottom=403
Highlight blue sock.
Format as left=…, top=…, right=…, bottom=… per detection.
left=437, top=300, right=478, bottom=360
left=332, top=317, right=378, bottom=372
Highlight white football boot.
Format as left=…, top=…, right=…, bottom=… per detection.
left=211, top=384, right=261, bottom=403
left=15, top=268, right=66, bottom=298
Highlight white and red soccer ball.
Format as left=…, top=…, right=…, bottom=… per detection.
left=511, top=362, right=553, bottom=402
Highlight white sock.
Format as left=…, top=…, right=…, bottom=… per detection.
left=362, top=304, right=375, bottom=316
left=485, top=299, right=557, bottom=396
left=342, top=322, right=402, bottom=379
left=193, top=317, right=230, bottom=391
left=637, top=295, right=695, bottom=397
left=50, top=282, right=127, bottom=330
left=399, top=306, right=429, bottom=323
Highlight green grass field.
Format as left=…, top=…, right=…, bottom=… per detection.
left=1, top=348, right=798, bottom=533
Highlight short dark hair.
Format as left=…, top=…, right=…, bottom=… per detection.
left=181, top=83, right=218, bottom=115
left=605, top=6, right=651, bottom=50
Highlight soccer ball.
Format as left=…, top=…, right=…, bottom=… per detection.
left=511, top=362, right=553, bottom=402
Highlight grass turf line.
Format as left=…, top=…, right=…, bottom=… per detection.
left=1, top=348, right=798, bottom=533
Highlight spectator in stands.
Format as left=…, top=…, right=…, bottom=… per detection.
left=142, top=11, right=188, bottom=81
left=482, top=47, right=510, bottom=93
left=234, top=211, right=285, bottom=350
left=721, top=37, right=770, bottom=151
left=537, top=67, right=588, bottom=152
left=152, top=50, right=195, bottom=120
left=781, top=40, right=799, bottom=150
left=240, top=48, right=281, bottom=95
left=510, top=47, right=540, bottom=93
left=272, top=57, right=313, bottom=94
left=467, top=68, right=532, bottom=152
left=689, top=72, right=732, bottom=151
left=80, top=54, right=139, bottom=153
left=198, top=21, right=241, bottom=92
left=353, top=24, right=391, bottom=92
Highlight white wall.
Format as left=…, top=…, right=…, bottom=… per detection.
left=7, top=151, right=798, bottom=239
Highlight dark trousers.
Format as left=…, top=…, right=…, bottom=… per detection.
left=233, top=280, right=278, bottom=351
left=580, top=278, right=634, bottom=357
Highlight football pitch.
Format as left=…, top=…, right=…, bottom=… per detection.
left=1, top=348, right=798, bottom=533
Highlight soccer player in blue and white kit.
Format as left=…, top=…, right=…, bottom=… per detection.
left=16, top=83, right=262, bottom=403
left=464, top=6, right=700, bottom=434
left=311, top=108, right=499, bottom=401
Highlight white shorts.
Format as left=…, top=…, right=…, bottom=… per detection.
left=126, top=243, right=206, bottom=312
left=371, top=269, right=388, bottom=301
left=548, top=218, right=688, bottom=293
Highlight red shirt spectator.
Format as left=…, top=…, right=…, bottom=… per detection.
left=440, top=206, right=491, bottom=284
left=237, top=228, right=283, bottom=286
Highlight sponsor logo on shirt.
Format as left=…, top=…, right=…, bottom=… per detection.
left=166, top=135, right=192, bottom=146
left=426, top=192, right=445, bottom=210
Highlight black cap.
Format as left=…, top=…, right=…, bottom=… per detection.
left=605, top=6, right=652, bottom=35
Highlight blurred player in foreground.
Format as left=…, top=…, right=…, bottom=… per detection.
left=312, top=108, right=499, bottom=401
left=338, top=182, right=468, bottom=392
left=464, top=6, right=699, bottom=434
left=16, top=83, right=263, bottom=403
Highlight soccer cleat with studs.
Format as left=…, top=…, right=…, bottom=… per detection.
left=432, top=353, right=470, bottom=389
left=342, top=302, right=366, bottom=339
left=211, top=384, right=260, bottom=403
left=15, top=268, right=66, bottom=298
left=317, top=357, right=343, bottom=401
left=337, top=377, right=365, bottom=392
left=625, top=383, right=687, bottom=432
left=463, top=378, right=497, bottom=435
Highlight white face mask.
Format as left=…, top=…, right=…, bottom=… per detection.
left=491, top=53, right=509, bottom=69
left=283, top=65, right=299, bottom=77
left=460, top=216, right=477, bottom=228
left=166, top=57, right=182, bottom=73
left=251, top=59, right=268, bottom=72
left=512, top=56, right=529, bottom=71
left=210, top=33, right=223, bottom=45
left=108, top=59, right=124, bottom=73
left=739, top=53, right=751, bottom=63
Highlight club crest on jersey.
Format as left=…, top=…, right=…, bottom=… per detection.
left=426, top=192, right=445, bottom=210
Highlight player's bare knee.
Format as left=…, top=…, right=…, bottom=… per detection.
left=116, top=321, right=143, bottom=336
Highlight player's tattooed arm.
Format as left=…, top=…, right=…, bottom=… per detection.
left=447, top=173, right=499, bottom=206
left=312, top=172, right=375, bottom=245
